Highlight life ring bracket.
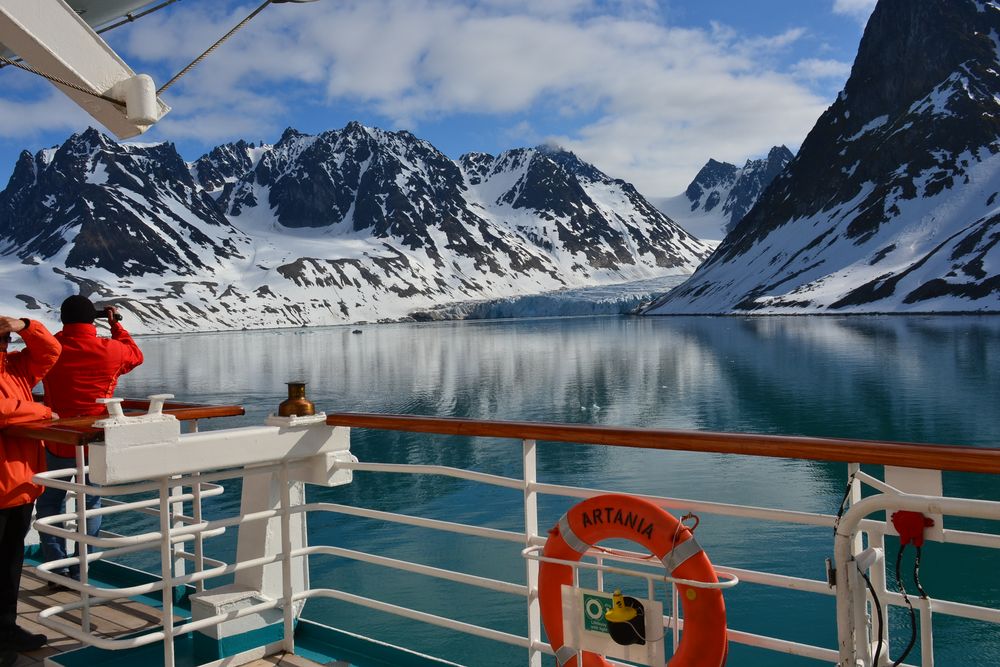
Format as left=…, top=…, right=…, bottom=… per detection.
left=523, top=545, right=740, bottom=590
left=537, top=494, right=729, bottom=667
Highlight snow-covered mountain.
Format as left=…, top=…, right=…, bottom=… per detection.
left=0, top=124, right=710, bottom=333
left=654, top=146, right=793, bottom=242
left=647, top=0, right=1000, bottom=314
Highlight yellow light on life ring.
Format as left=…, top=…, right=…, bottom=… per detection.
left=605, top=590, right=637, bottom=623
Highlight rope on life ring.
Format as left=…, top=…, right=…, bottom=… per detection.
left=538, top=494, right=728, bottom=667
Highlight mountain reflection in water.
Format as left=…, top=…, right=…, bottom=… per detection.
left=109, top=314, right=1000, bottom=666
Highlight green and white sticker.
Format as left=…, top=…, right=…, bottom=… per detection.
left=582, top=592, right=613, bottom=634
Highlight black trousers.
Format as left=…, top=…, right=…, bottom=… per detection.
left=0, top=503, right=33, bottom=630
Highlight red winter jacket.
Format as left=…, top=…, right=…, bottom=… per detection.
left=0, top=320, right=61, bottom=508
left=43, top=321, right=143, bottom=458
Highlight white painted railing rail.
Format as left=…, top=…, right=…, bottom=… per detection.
left=23, top=412, right=1000, bottom=667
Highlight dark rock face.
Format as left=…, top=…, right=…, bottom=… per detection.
left=723, top=146, right=795, bottom=233
left=191, top=140, right=256, bottom=193
left=680, top=147, right=793, bottom=232
left=650, top=0, right=1000, bottom=314
left=466, top=145, right=710, bottom=272
left=223, top=124, right=478, bottom=258
left=685, top=159, right=739, bottom=210
left=0, top=129, right=244, bottom=277
left=458, top=152, right=494, bottom=185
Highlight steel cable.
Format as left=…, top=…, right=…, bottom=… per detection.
left=157, top=0, right=274, bottom=95
left=0, top=55, right=123, bottom=104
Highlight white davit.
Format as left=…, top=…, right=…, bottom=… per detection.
left=0, top=0, right=171, bottom=139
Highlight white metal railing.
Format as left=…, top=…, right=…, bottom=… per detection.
left=28, top=425, right=1000, bottom=667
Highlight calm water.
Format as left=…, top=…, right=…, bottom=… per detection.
left=109, top=315, right=1000, bottom=666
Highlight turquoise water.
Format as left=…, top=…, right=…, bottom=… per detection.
left=112, top=315, right=1000, bottom=666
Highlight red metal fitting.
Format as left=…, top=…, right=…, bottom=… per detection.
left=891, top=510, right=935, bottom=547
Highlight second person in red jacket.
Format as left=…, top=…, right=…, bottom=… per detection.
left=39, top=295, right=144, bottom=584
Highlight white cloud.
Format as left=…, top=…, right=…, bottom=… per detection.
left=792, top=58, right=852, bottom=82
left=502, top=120, right=541, bottom=146
left=832, top=0, right=877, bottom=24
left=744, top=27, right=808, bottom=51
left=112, top=0, right=831, bottom=195
left=0, top=88, right=89, bottom=139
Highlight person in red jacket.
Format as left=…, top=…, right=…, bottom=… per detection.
left=0, top=314, right=61, bottom=661
left=37, top=296, right=143, bottom=586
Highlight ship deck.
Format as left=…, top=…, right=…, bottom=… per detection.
left=15, top=567, right=322, bottom=667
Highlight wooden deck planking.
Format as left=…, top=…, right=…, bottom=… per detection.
left=14, top=568, right=326, bottom=667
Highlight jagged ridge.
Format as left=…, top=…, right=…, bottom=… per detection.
left=648, top=0, right=1000, bottom=314
left=654, top=146, right=793, bottom=241
left=0, top=124, right=711, bottom=333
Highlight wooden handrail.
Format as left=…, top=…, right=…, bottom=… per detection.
left=4, top=400, right=245, bottom=446
left=325, top=412, right=1000, bottom=475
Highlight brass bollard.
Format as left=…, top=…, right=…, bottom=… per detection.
left=278, top=381, right=315, bottom=417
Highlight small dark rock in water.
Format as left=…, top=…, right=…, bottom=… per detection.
left=351, top=329, right=362, bottom=334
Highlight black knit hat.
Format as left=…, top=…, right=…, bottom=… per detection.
left=60, top=295, right=100, bottom=324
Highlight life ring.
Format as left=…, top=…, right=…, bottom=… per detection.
left=539, top=494, right=727, bottom=667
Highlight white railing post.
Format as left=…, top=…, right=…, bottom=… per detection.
left=522, top=439, right=542, bottom=667
left=870, top=530, right=889, bottom=663
left=188, top=420, right=205, bottom=593
left=191, top=472, right=205, bottom=593
left=75, top=445, right=91, bottom=633
left=171, top=420, right=199, bottom=584
left=170, top=479, right=186, bottom=583
left=159, top=477, right=175, bottom=667
left=920, top=600, right=934, bottom=667
left=845, top=462, right=873, bottom=665
left=851, top=552, right=872, bottom=664
left=848, top=463, right=862, bottom=552
left=671, top=584, right=680, bottom=654
left=279, top=462, right=295, bottom=654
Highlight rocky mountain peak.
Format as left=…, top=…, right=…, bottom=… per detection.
left=458, top=151, right=494, bottom=185
left=279, top=126, right=306, bottom=144
left=842, top=0, right=999, bottom=131
left=766, top=145, right=794, bottom=163
left=686, top=159, right=739, bottom=200
left=649, top=0, right=1000, bottom=314
left=655, top=146, right=792, bottom=241
left=0, top=128, right=241, bottom=278
left=536, top=145, right=608, bottom=183
left=192, top=140, right=258, bottom=193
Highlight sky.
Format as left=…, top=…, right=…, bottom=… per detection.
left=0, top=0, right=877, bottom=198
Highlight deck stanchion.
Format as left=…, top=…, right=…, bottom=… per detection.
left=870, top=530, right=889, bottom=658
left=159, top=477, right=175, bottom=667
left=170, top=479, right=186, bottom=588
left=920, top=600, right=935, bottom=667
left=192, top=472, right=205, bottom=593
left=846, top=463, right=872, bottom=663
left=170, top=421, right=199, bottom=586
left=851, top=552, right=871, bottom=663
left=522, top=438, right=542, bottom=667
left=671, top=581, right=680, bottom=654
left=74, top=445, right=91, bottom=633
left=596, top=553, right=604, bottom=592
left=280, top=462, right=295, bottom=653
left=187, top=421, right=206, bottom=593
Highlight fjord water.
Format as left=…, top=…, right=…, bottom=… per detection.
left=113, top=315, right=1000, bottom=666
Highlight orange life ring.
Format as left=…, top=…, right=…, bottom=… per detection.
left=539, top=494, right=727, bottom=667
